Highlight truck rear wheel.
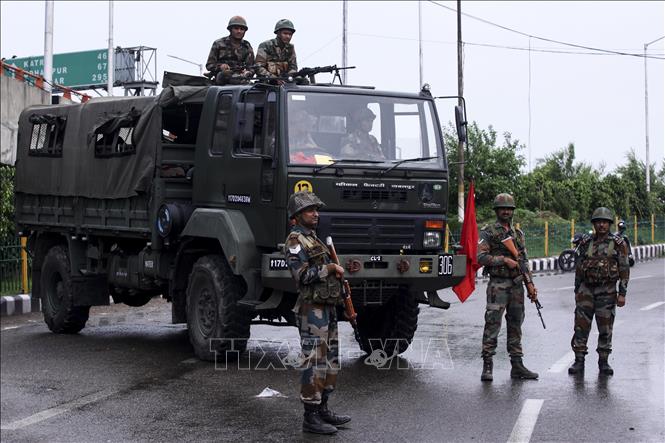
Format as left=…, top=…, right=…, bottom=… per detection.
left=40, top=245, right=90, bottom=333
left=355, top=290, right=419, bottom=356
left=186, top=255, right=251, bottom=362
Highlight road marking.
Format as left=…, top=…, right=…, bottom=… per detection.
left=631, top=275, right=653, bottom=281
left=507, top=399, right=544, bottom=443
left=641, top=301, right=665, bottom=311
left=548, top=351, right=575, bottom=373
left=0, top=389, right=118, bottom=430
left=179, top=358, right=198, bottom=364
left=552, top=275, right=653, bottom=292
left=1, top=325, right=21, bottom=331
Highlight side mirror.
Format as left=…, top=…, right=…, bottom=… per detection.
left=234, top=102, right=255, bottom=143
left=454, top=105, right=467, bottom=144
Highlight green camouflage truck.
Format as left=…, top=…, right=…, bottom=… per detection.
left=14, top=73, right=467, bottom=361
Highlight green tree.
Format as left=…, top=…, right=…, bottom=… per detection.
left=0, top=165, right=15, bottom=240
left=443, top=122, right=526, bottom=219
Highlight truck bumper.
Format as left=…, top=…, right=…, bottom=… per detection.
left=261, top=253, right=467, bottom=292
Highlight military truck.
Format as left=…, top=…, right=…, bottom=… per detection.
left=14, top=72, right=468, bottom=361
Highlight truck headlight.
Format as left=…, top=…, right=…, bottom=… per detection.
left=423, top=231, right=441, bottom=248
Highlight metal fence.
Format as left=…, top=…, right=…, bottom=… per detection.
left=446, top=215, right=665, bottom=258
left=0, top=236, right=30, bottom=296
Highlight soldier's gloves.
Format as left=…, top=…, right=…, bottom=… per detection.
left=242, top=70, right=253, bottom=78
left=617, top=294, right=626, bottom=307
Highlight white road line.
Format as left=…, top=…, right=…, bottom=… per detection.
left=641, top=301, right=665, bottom=311
left=0, top=389, right=118, bottom=431
left=179, top=358, right=199, bottom=364
left=1, top=325, right=21, bottom=331
left=631, top=275, right=654, bottom=281
left=507, top=399, right=544, bottom=443
left=547, top=351, right=575, bottom=373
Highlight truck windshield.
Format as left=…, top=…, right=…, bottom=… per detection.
left=287, top=91, right=443, bottom=169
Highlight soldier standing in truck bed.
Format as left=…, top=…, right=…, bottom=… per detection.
left=255, top=19, right=298, bottom=78
left=205, top=15, right=255, bottom=85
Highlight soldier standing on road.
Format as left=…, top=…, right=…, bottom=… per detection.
left=255, top=19, right=298, bottom=78
left=205, top=16, right=255, bottom=85
left=568, top=207, right=630, bottom=376
left=340, top=107, right=386, bottom=160
left=283, top=191, right=351, bottom=435
left=478, top=193, right=540, bottom=382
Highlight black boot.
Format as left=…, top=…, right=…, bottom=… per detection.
left=302, top=403, right=338, bottom=435
left=481, top=358, right=493, bottom=381
left=320, top=391, right=351, bottom=426
left=568, top=353, right=585, bottom=375
left=598, top=353, right=614, bottom=376
left=510, top=357, right=539, bottom=379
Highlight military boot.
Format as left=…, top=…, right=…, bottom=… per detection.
left=510, top=357, right=539, bottom=380
left=481, top=358, right=493, bottom=382
left=302, top=403, right=338, bottom=435
left=568, top=353, right=585, bottom=375
left=319, top=391, right=351, bottom=426
left=598, top=353, right=614, bottom=376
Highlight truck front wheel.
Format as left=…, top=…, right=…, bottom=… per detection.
left=186, top=255, right=251, bottom=362
left=355, top=290, right=419, bottom=356
left=40, top=245, right=90, bottom=333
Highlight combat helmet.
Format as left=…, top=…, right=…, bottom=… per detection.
left=227, top=15, right=248, bottom=31
left=493, top=193, right=516, bottom=209
left=591, top=207, right=613, bottom=223
left=274, top=19, right=296, bottom=34
left=288, top=191, right=325, bottom=218
left=351, top=107, right=376, bottom=121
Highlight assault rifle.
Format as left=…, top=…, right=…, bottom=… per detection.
left=501, top=235, right=546, bottom=329
left=204, top=63, right=260, bottom=85
left=325, top=236, right=361, bottom=341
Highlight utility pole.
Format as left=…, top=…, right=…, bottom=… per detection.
left=44, top=1, right=54, bottom=94
left=643, top=35, right=664, bottom=193
left=457, top=0, right=465, bottom=222
left=107, top=1, right=114, bottom=96
left=418, top=1, right=423, bottom=88
left=342, top=0, right=348, bottom=84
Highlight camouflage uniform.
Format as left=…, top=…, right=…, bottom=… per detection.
left=205, top=36, right=255, bottom=84
left=571, top=233, right=630, bottom=356
left=478, top=222, right=530, bottom=358
left=255, top=38, right=298, bottom=78
left=284, top=224, right=342, bottom=404
left=340, top=130, right=384, bottom=160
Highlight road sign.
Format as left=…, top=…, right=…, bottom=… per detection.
left=4, top=49, right=134, bottom=90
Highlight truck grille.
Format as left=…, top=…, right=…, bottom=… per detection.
left=350, top=280, right=400, bottom=306
left=341, top=189, right=407, bottom=202
left=328, top=216, right=415, bottom=249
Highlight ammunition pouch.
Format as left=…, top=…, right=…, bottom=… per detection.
left=487, top=261, right=521, bottom=279
left=581, top=256, right=619, bottom=285
left=300, top=274, right=342, bottom=305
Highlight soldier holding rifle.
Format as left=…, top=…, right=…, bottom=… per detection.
left=283, top=191, right=351, bottom=435
left=477, top=193, right=540, bottom=382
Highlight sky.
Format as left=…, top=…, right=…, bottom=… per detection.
left=1, top=0, right=663, bottom=175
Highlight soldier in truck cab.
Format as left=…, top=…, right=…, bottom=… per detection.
left=205, top=15, right=255, bottom=85
left=288, top=109, right=331, bottom=164
left=340, top=107, right=385, bottom=161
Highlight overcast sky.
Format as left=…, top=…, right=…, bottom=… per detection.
left=2, top=1, right=663, bottom=174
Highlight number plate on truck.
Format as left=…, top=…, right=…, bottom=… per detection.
left=438, top=255, right=454, bottom=276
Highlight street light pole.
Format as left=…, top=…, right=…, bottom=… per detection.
left=167, top=54, right=203, bottom=76
left=643, top=35, right=664, bottom=193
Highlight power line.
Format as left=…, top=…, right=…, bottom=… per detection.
left=426, top=0, right=665, bottom=60
left=350, top=32, right=665, bottom=59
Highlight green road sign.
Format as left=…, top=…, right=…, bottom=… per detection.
left=4, top=49, right=134, bottom=89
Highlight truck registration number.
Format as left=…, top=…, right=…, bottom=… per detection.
left=438, top=255, right=454, bottom=276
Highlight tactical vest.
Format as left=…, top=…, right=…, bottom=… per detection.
left=484, top=225, right=524, bottom=279
left=580, top=237, right=620, bottom=285
left=291, top=232, right=342, bottom=305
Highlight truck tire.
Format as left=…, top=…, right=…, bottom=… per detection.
left=40, top=245, right=90, bottom=333
left=355, top=290, right=419, bottom=357
left=186, top=255, right=251, bottom=362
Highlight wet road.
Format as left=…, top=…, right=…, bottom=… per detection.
left=2, top=259, right=664, bottom=442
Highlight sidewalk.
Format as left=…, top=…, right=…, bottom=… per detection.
left=3, top=243, right=664, bottom=317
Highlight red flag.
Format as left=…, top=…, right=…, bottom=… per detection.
left=453, top=181, right=480, bottom=302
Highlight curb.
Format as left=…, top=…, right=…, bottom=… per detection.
left=2, top=244, right=664, bottom=318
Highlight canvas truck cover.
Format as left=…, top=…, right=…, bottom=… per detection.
left=15, top=85, right=209, bottom=200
